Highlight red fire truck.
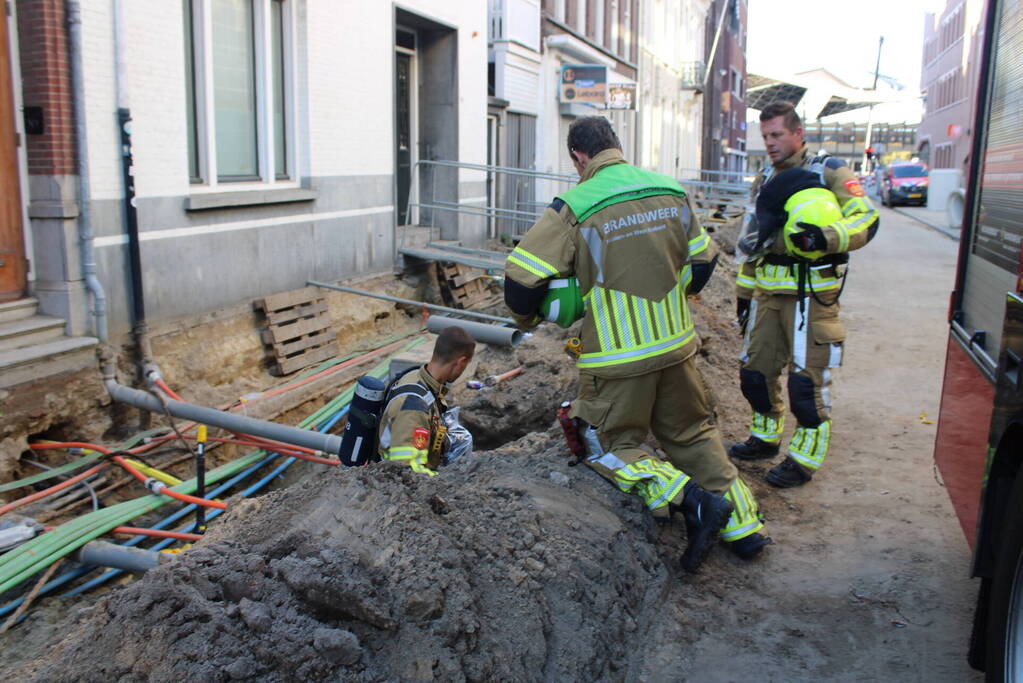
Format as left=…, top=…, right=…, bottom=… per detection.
left=934, top=0, right=1023, bottom=679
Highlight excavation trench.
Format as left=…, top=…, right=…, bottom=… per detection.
left=2, top=225, right=774, bottom=681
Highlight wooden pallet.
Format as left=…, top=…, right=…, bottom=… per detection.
left=255, top=287, right=339, bottom=375
left=437, top=262, right=490, bottom=309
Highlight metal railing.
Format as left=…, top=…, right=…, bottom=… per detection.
left=399, top=160, right=753, bottom=259
left=402, top=159, right=579, bottom=243
left=677, top=167, right=752, bottom=220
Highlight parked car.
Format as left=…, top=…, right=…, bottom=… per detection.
left=880, top=162, right=929, bottom=207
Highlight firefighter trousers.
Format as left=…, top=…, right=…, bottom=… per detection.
left=572, top=356, right=763, bottom=540
left=739, top=292, right=846, bottom=470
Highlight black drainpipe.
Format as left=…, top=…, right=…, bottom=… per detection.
left=117, top=107, right=153, bottom=373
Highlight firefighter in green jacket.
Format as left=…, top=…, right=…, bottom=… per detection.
left=729, top=101, right=879, bottom=487
left=504, top=116, right=770, bottom=572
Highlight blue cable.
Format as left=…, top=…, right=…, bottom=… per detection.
left=1, top=403, right=351, bottom=615
left=0, top=451, right=283, bottom=617
left=57, top=406, right=348, bottom=600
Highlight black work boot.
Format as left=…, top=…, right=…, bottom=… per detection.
left=725, top=532, right=773, bottom=560
left=728, top=435, right=780, bottom=461
left=765, top=457, right=813, bottom=488
left=676, top=482, right=734, bottom=573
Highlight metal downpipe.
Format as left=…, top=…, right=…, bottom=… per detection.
left=66, top=0, right=107, bottom=342
left=103, top=380, right=344, bottom=456
left=426, top=316, right=522, bottom=347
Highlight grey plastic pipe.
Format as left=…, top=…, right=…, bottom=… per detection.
left=308, top=280, right=515, bottom=325
left=67, top=0, right=107, bottom=341
left=426, top=316, right=523, bottom=347
left=104, top=380, right=344, bottom=456
left=74, top=541, right=164, bottom=574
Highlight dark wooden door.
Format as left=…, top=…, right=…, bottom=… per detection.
left=0, top=13, right=25, bottom=302
left=395, top=52, right=412, bottom=225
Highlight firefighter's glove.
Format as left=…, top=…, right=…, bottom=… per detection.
left=790, top=222, right=826, bottom=254
left=736, top=297, right=751, bottom=336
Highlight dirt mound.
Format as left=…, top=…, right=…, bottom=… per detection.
left=455, top=324, right=579, bottom=450
left=17, top=435, right=675, bottom=682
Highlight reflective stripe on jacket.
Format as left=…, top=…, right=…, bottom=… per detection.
left=737, top=145, right=878, bottom=299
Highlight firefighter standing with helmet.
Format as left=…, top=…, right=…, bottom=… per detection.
left=504, top=116, right=770, bottom=572
left=730, top=101, right=879, bottom=486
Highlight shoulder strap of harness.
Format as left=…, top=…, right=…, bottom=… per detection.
left=383, top=368, right=435, bottom=413
left=807, top=150, right=829, bottom=184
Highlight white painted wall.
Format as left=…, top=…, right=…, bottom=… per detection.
left=80, top=0, right=121, bottom=201
left=636, top=0, right=708, bottom=176
left=306, top=0, right=393, bottom=177
left=81, top=1, right=487, bottom=195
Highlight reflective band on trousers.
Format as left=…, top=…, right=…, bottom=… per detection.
left=721, top=478, right=764, bottom=541
left=579, top=265, right=694, bottom=369
left=599, top=455, right=690, bottom=511
left=751, top=411, right=784, bottom=444
left=753, top=263, right=840, bottom=293
left=385, top=446, right=437, bottom=476
left=788, top=420, right=832, bottom=471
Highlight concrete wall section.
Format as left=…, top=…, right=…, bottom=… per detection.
left=93, top=174, right=394, bottom=332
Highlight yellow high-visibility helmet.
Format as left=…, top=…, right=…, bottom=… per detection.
left=782, top=187, right=842, bottom=261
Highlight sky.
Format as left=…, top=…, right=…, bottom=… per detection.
left=747, top=0, right=945, bottom=101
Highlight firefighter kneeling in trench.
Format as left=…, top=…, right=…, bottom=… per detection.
left=375, top=326, right=476, bottom=475
left=503, top=116, right=770, bottom=572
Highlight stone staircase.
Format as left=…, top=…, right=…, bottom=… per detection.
left=0, top=298, right=99, bottom=389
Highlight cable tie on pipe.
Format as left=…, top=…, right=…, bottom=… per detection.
left=143, top=478, right=165, bottom=495
left=69, top=448, right=84, bottom=456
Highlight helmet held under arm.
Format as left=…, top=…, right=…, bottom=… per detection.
left=540, top=277, right=585, bottom=328
left=755, top=167, right=841, bottom=261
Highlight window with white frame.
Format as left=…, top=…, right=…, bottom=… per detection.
left=184, top=0, right=293, bottom=186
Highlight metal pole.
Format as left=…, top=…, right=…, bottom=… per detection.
left=703, top=0, right=731, bottom=91
left=307, top=280, right=516, bottom=325
left=863, top=36, right=884, bottom=172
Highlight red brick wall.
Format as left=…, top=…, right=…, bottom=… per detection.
left=16, top=0, right=76, bottom=176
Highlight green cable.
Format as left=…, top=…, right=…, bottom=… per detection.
left=0, top=335, right=427, bottom=593
left=0, top=452, right=106, bottom=494
left=0, top=331, right=422, bottom=493
left=0, top=427, right=175, bottom=494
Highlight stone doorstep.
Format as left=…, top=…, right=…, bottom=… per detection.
left=0, top=336, right=99, bottom=390
left=0, top=315, right=67, bottom=352
left=0, top=298, right=38, bottom=325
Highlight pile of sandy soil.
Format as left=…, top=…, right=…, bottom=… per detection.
left=16, top=434, right=670, bottom=682
left=7, top=221, right=772, bottom=681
